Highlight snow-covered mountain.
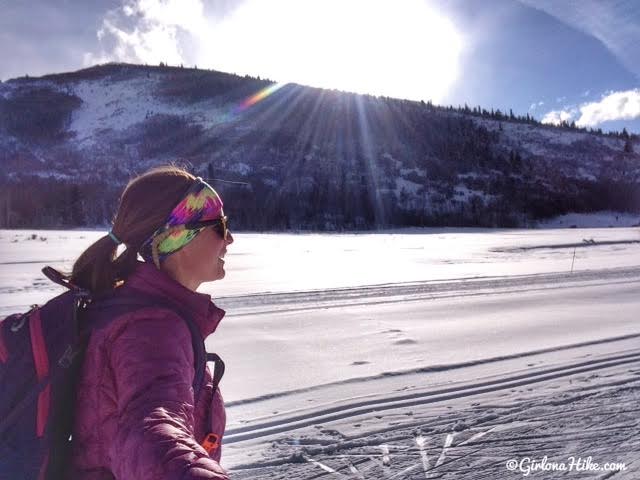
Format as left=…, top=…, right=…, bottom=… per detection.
left=0, top=63, right=638, bottom=229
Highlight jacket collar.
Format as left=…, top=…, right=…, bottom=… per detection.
left=122, top=261, right=225, bottom=338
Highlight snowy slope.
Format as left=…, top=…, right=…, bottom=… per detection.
left=2, top=64, right=639, bottom=230
left=71, top=75, right=168, bottom=145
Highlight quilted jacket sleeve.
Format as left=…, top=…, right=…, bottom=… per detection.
left=107, top=310, right=228, bottom=480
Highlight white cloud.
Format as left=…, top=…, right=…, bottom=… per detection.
left=132, top=0, right=207, bottom=33
left=84, top=0, right=208, bottom=67
left=529, top=100, right=545, bottom=111
left=541, top=89, right=640, bottom=127
left=541, top=108, right=576, bottom=125
left=84, top=0, right=464, bottom=102
left=576, top=89, right=640, bottom=126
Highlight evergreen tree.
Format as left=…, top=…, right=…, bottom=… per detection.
left=70, top=185, right=84, bottom=225
left=624, top=139, right=633, bottom=154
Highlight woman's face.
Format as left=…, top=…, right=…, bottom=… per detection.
left=163, top=222, right=234, bottom=291
left=193, top=224, right=234, bottom=283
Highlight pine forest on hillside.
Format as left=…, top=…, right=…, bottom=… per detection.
left=1, top=63, right=639, bottom=230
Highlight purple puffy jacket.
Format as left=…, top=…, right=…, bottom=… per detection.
left=67, top=262, right=228, bottom=480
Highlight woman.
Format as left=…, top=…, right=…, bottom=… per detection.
left=66, top=165, right=233, bottom=479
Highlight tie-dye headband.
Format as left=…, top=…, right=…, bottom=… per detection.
left=139, top=177, right=224, bottom=267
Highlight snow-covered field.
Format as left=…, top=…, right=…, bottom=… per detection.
left=1, top=227, right=639, bottom=478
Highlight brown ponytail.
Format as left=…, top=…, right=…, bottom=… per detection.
left=69, top=165, right=197, bottom=294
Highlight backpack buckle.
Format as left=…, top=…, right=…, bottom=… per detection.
left=58, top=345, right=80, bottom=368
left=10, top=315, right=28, bottom=333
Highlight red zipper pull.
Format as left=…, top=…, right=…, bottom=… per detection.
left=201, top=433, right=220, bottom=454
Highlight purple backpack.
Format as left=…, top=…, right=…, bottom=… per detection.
left=0, top=267, right=224, bottom=480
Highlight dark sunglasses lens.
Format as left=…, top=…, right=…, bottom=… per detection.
left=212, top=218, right=228, bottom=238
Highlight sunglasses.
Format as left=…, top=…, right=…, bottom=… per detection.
left=185, top=215, right=230, bottom=240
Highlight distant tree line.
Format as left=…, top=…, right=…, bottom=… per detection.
left=418, top=100, right=639, bottom=142
left=0, top=87, right=81, bottom=143
left=0, top=177, right=120, bottom=228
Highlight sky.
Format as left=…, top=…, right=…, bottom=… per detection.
left=1, top=0, right=639, bottom=134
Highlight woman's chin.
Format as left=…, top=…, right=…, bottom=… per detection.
left=215, top=266, right=226, bottom=280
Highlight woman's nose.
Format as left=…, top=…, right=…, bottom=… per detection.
left=226, top=231, right=234, bottom=245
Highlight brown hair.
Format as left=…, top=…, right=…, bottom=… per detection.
left=69, top=165, right=197, bottom=293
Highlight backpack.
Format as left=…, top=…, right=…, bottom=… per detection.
left=0, top=266, right=225, bottom=480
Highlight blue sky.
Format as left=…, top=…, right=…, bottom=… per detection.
left=1, top=0, right=639, bottom=133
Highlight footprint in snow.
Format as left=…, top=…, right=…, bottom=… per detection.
left=453, top=421, right=469, bottom=432
left=394, top=339, right=418, bottom=345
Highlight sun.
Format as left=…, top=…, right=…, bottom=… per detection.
left=202, top=0, right=463, bottom=103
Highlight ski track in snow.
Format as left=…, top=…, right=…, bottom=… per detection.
left=214, top=265, right=640, bottom=316
left=2, top=264, right=640, bottom=315
left=226, top=361, right=640, bottom=479
left=223, top=349, right=640, bottom=443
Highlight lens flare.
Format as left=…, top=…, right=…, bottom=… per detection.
left=234, top=82, right=286, bottom=113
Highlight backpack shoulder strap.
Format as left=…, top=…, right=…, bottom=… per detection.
left=206, top=353, right=225, bottom=390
